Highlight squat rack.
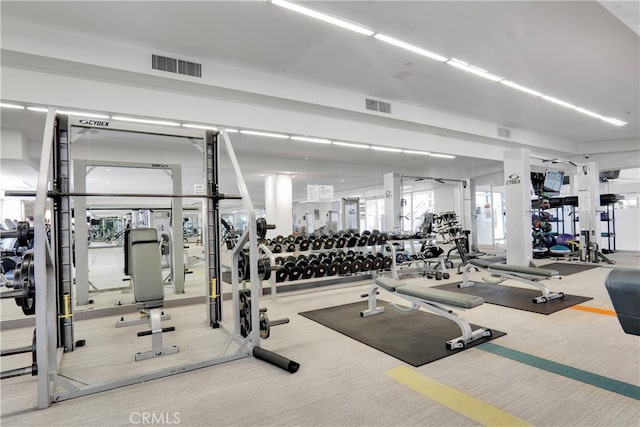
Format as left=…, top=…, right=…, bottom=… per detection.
left=31, top=110, right=298, bottom=408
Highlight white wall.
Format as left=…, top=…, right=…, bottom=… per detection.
left=612, top=208, right=640, bottom=251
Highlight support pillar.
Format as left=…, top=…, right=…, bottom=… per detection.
left=265, top=174, right=292, bottom=238
left=384, top=172, right=401, bottom=232
left=504, top=149, right=532, bottom=266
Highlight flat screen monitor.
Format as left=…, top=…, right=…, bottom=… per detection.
left=543, top=170, right=564, bottom=192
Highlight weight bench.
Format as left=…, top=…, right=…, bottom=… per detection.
left=605, top=268, right=640, bottom=336
left=461, top=258, right=564, bottom=304
left=361, top=277, right=492, bottom=350
left=126, top=228, right=179, bottom=361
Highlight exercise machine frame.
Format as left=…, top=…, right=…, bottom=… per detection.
left=31, top=111, right=296, bottom=408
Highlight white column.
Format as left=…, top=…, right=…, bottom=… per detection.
left=264, top=174, right=292, bottom=238
left=384, top=172, right=401, bottom=232
left=504, top=148, right=532, bottom=266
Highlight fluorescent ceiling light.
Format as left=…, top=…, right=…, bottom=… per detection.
left=446, top=59, right=503, bottom=82
left=350, top=194, right=363, bottom=198
left=373, top=33, right=448, bottom=62
left=111, top=116, right=180, bottom=126
left=574, top=107, right=603, bottom=119
left=182, top=123, right=218, bottom=131
left=57, top=110, right=109, bottom=119
left=271, top=0, right=374, bottom=36
left=371, top=146, right=403, bottom=153
left=500, top=80, right=543, bottom=97
left=403, top=150, right=431, bottom=156
left=291, top=136, right=332, bottom=144
left=430, top=153, right=456, bottom=159
left=600, top=117, right=627, bottom=126
left=0, top=103, right=24, bottom=109
left=224, top=128, right=239, bottom=133
left=333, top=141, right=370, bottom=149
left=27, top=107, right=49, bottom=112
left=240, top=130, right=290, bottom=139
left=541, top=95, right=575, bottom=109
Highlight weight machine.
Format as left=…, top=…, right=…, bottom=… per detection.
left=13, top=110, right=298, bottom=408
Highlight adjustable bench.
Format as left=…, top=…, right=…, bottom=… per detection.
left=461, top=258, right=564, bottom=304
left=127, top=228, right=179, bottom=361
left=361, top=277, right=492, bottom=350
left=605, top=268, right=640, bottom=336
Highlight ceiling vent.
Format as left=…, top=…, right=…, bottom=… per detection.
left=152, top=54, right=202, bottom=78
left=365, top=98, right=391, bottom=114
left=497, top=126, right=512, bottom=139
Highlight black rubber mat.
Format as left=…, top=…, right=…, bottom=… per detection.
left=299, top=300, right=505, bottom=367
left=538, top=262, right=600, bottom=276
left=433, top=282, right=592, bottom=314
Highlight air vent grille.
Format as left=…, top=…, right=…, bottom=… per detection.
left=497, top=126, right=512, bottom=139
left=152, top=54, right=177, bottom=73
left=178, top=60, right=202, bottom=77
left=152, top=54, right=202, bottom=78
left=365, top=98, right=391, bottom=114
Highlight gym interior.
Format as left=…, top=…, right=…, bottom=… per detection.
left=1, top=2, right=639, bottom=426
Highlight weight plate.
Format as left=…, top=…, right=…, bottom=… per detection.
left=286, top=256, right=296, bottom=262
left=20, top=252, right=35, bottom=315
left=283, top=261, right=296, bottom=271
left=314, top=264, right=327, bottom=277
left=295, top=236, right=303, bottom=244
left=379, top=233, right=388, bottom=243
left=372, top=257, right=383, bottom=270
left=327, top=262, right=339, bottom=276
left=362, top=230, right=371, bottom=236
left=299, top=240, right=310, bottom=251
left=368, top=234, right=378, bottom=246
left=312, top=240, right=323, bottom=250
left=338, top=261, right=351, bottom=275
left=350, top=259, right=362, bottom=273
left=272, top=244, right=282, bottom=253
left=288, top=266, right=302, bottom=281
left=301, top=265, right=314, bottom=279
left=274, top=256, right=284, bottom=265
left=347, top=237, right=358, bottom=248
left=358, top=236, right=369, bottom=247
left=286, top=243, right=296, bottom=252
left=275, top=235, right=285, bottom=244
left=297, top=254, right=307, bottom=262
left=362, top=258, right=373, bottom=271
left=323, top=238, right=335, bottom=250
left=383, top=257, right=393, bottom=269
left=275, top=269, right=288, bottom=283
left=336, top=237, right=346, bottom=248
left=296, top=260, right=308, bottom=268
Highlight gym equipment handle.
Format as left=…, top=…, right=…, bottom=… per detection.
left=137, top=326, right=176, bottom=337
left=252, top=346, right=300, bottom=374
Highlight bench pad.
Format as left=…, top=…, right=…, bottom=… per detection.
left=470, top=259, right=558, bottom=277
left=375, top=278, right=484, bottom=308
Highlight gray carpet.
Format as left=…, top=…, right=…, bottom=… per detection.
left=539, top=262, right=600, bottom=276
left=433, top=282, right=592, bottom=314
left=299, top=300, right=505, bottom=367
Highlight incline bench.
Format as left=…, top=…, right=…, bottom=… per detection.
left=461, top=258, right=564, bottom=304
left=361, top=277, right=492, bottom=350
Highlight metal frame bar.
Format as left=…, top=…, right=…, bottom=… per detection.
left=36, top=117, right=257, bottom=408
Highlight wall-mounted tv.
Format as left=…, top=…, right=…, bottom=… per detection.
left=543, top=170, right=564, bottom=192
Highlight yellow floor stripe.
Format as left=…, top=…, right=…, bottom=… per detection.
left=569, top=305, right=617, bottom=316
left=387, top=366, right=530, bottom=427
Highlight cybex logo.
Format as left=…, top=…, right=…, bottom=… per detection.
left=79, top=119, right=110, bottom=127
left=505, top=173, right=521, bottom=185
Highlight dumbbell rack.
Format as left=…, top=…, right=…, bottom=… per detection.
left=259, top=232, right=395, bottom=302
left=383, top=238, right=447, bottom=280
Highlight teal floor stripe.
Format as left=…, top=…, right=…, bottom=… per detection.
left=478, top=342, right=640, bottom=401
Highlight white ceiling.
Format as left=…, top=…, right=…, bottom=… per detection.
left=1, top=1, right=639, bottom=206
